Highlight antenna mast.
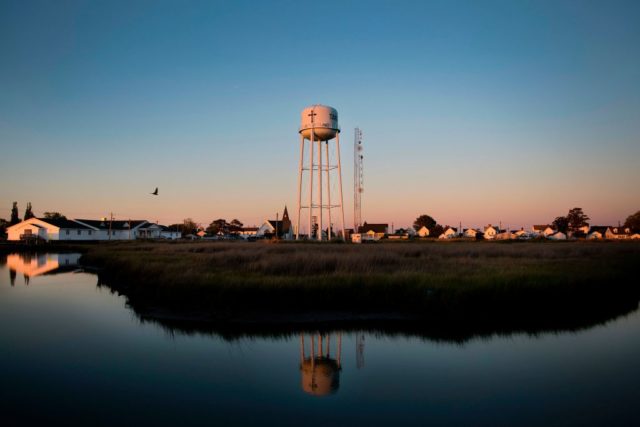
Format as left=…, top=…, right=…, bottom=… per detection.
left=353, top=128, right=364, bottom=231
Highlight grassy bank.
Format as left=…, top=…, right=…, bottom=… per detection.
left=82, top=240, right=640, bottom=329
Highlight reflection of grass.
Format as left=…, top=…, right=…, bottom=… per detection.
left=82, top=241, right=640, bottom=323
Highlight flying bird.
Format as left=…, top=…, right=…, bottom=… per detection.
left=151, top=187, right=158, bottom=196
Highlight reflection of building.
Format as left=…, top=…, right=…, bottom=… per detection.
left=6, top=253, right=81, bottom=280
left=299, top=333, right=342, bottom=396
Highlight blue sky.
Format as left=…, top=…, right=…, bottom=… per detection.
left=1, top=0, right=639, bottom=229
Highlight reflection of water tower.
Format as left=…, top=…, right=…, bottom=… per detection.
left=296, top=105, right=346, bottom=241
left=299, top=333, right=342, bottom=396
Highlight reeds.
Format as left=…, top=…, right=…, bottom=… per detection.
left=83, top=240, right=640, bottom=320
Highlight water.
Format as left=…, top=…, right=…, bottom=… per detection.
left=1, top=253, right=639, bottom=426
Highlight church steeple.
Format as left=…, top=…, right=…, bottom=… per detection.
left=282, top=205, right=291, bottom=234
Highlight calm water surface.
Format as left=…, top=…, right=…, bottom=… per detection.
left=1, top=253, right=639, bottom=426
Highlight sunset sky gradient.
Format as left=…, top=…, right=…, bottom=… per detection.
left=1, top=0, right=639, bottom=229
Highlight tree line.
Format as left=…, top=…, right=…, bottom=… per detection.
left=412, top=207, right=640, bottom=237
left=166, top=218, right=246, bottom=237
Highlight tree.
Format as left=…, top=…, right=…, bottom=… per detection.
left=230, top=218, right=243, bottom=228
left=10, top=202, right=19, bottom=225
left=181, top=218, right=198, bottom=235
left=0, top=218, right=8, bottom=238
left=431, top=224, right=445, bottom=238
left=207, top=219, right=229, bottom=235
left=566, top=207, right=590, bottom=232
left=23, top=202, right=35, bottom=220
left=624, top=210, right=640, bottom=232
left=413, top=214, right=437, bottom=232
left=44, top=212, right=66, bottom=220
left=552, top=216, right=569, bottom=233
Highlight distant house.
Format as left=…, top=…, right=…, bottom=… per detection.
left=438, top=226, right=458, bottom=239
left=353, top=222, right=388, bottom=242
left=160, top=225, right=182, bottom=240
left=137, top=222, right=164, bottom=239
left=462, top=228, right=479, bottom=239
left=531, top=225, right=555, bottom=237
left=548, top=231, right=567, bottom=240
left=257, top=206, right=293, bottom=239
left=606, top=226, right=633, bottom=240
left=237, top=227, right=259, bottom=239
left=483, top=225, right=503, bottom=240
left=587, top=226, right=610, bottom=240
left=74, top=218, right=148, bottom=240
left=7, top=218, right=96, bottom=241
left=495, top=230, right=515, bottom=240
left=416, top=226, right=430, bottom=238
left=512, top=228, right=527, bottom=238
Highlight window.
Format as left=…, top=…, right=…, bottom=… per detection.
left=77, top=230, right=81, bottom=235
left=66, top=230, right=70, bottom=235
left=88, top=230, right=92, bottom=236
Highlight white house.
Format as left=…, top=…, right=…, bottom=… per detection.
left=483, top=225, right=501, bottom=240
left=160, top=225, right=182, bottom=240
left=73, top=219, right=148, bottom=240
left=548, top=231, right=567, bottom=240
left=438, top=226, right=458, bottom=239
left=512, top=228, right=528, bottom=238
left=353, top=223, right=388, bottom=242
left=606, top=226, right=632, bottom=240
left=531, top=225, right=555, bottom=237
left=8, top=217, right=167, bottom=241
left=416, top=226, right=430, bottom=238
left=462, top=228, right=479, bottom=239
left=495, top=230, right=515, bottom=240
left=587, top=226, right=610, bottom=240
left=7, top=218, right=97, bottom=241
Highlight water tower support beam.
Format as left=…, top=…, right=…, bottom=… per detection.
left=296, top=134, right=305, bottom=240
left=325, top=141, right=332, bottom=240
left=308, top=133, right=314, bottom=239
left=335, top=132, right=346, bottom=240
left=317, top=137, right=323, bottom=241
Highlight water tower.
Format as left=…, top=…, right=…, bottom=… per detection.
left=296, top=105, right=346, bottom=240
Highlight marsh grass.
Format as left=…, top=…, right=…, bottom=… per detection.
left=83, top=240, right=640, bottom=323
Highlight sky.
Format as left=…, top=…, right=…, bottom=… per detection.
left=1, top=0, right=639, bottom=230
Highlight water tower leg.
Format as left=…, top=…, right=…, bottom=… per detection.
left=308, top=133, right=314, bottom=239
left=317, top=138, right=323, bottom=241
left=325, top=141, right=332, bottom=241
left=335, top=132, right=346, bottom=240
left=296, top=135, right=305, bottom=240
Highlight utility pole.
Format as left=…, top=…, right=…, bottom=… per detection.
left=275, top=212, right=279, bottom=240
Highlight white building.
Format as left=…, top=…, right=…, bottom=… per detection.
left=548, top=231, right=567, bottom=240
left=7, top=217, right=179, bottom=241
left=7, top=218, right=98, bottom=241
left=531, top=225, right=555, bottom=237
left=438, top=226, right=458, bottom=239
left=416, top=226, right=430, bottom=238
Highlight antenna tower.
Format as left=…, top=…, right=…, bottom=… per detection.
left=353, top=128, right=364, bottom=231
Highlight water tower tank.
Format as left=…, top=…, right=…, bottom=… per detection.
left=299, top=105, right=339, bottom=140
